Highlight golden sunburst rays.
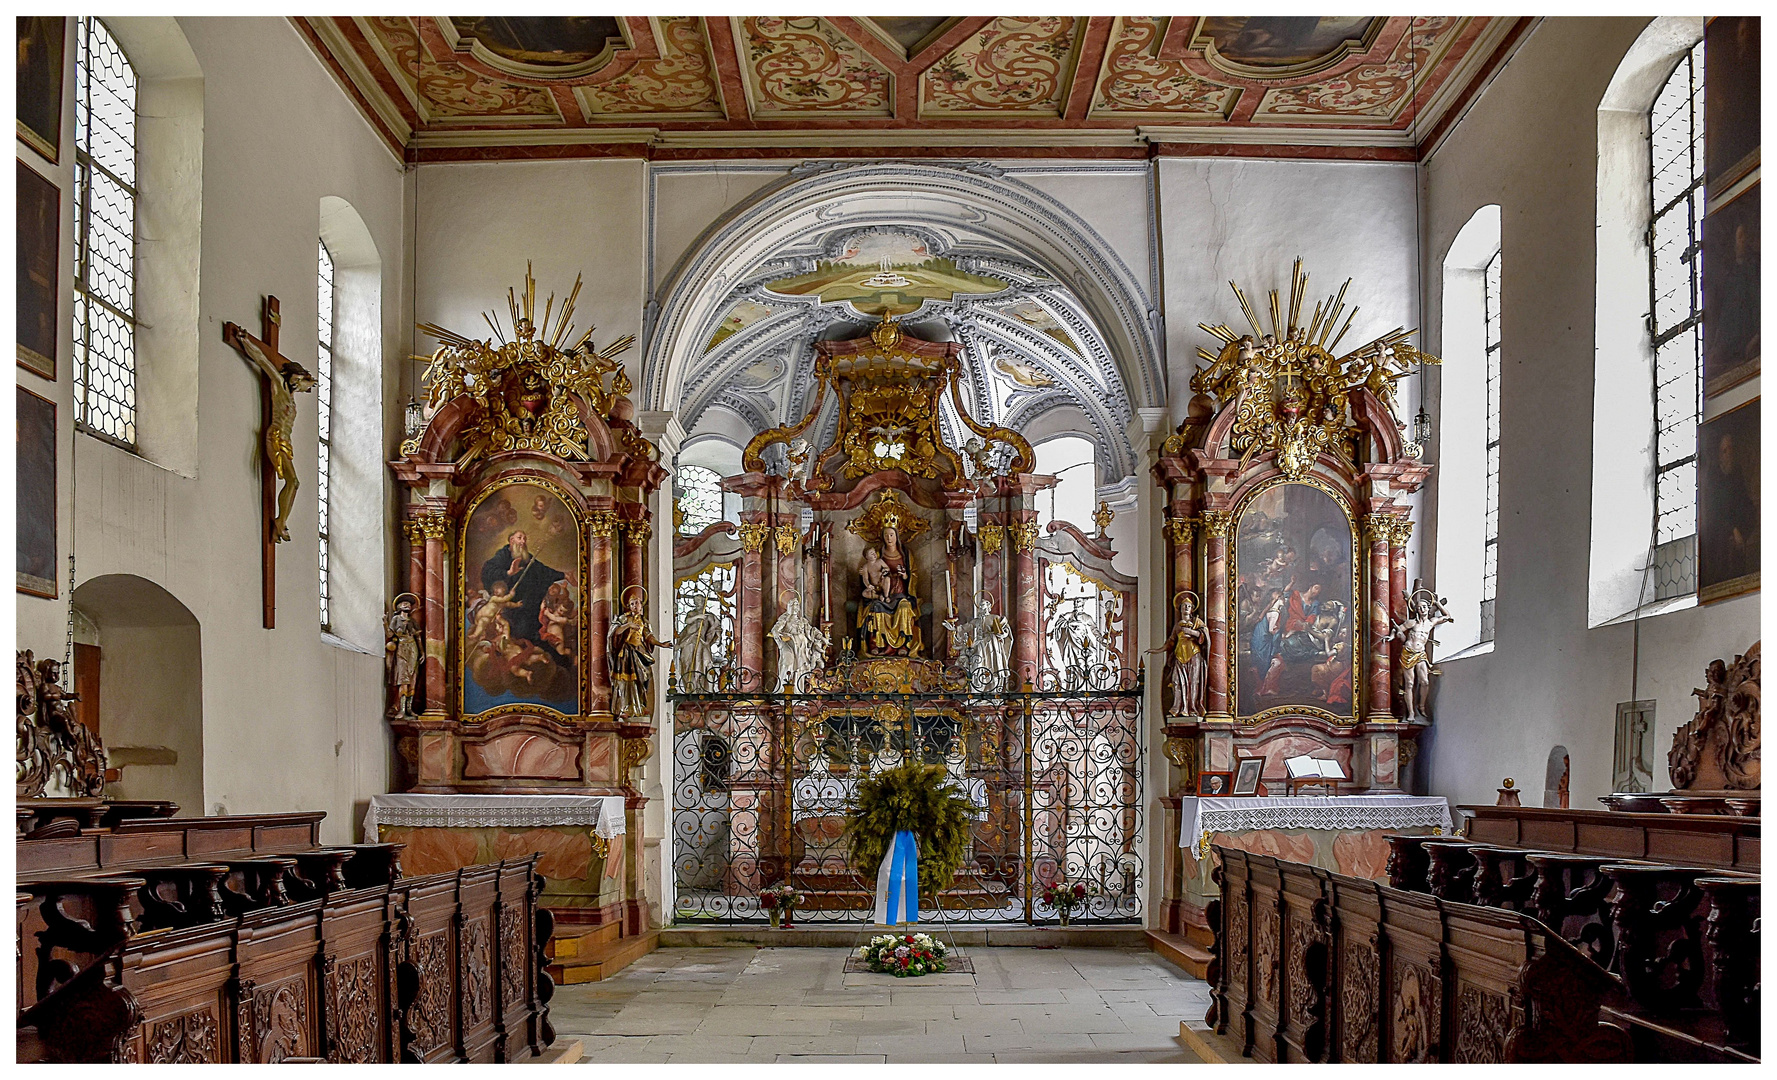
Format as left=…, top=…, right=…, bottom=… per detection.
left=1198, top=258, right=1431, bottom=364
left=417, top=261, right=635, bottom=361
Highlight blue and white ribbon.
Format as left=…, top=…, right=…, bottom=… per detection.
left=873, top=830, right=920, bottom=926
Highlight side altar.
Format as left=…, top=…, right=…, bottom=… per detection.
left=1150, top=263, right=1445, bottom=936
left=384, top=268, right=665, bottom=933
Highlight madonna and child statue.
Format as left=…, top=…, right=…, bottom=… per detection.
left=852, top=503, right=928, bottom=658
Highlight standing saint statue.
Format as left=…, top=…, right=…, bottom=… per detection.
left=1148, top=591, right=1207, bottom=718
left=1392, top=589, right=1454, bottom=722
left=1049, top=600, right=1109, bottom=687
left=674, top=605, right=723, bottom=692
left=385, top=592, right=423, bottom=718
left=608, top=585, right=672, bottom=717
left=945, top=591, right=1012, bottom=687
left=769, top=595, right=829, bottom=692
left=232, top=332, right=316, bottom=543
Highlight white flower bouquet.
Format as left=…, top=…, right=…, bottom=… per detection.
left=858, top=931, right=948, bottom=977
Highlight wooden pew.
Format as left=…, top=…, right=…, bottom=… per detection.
left=1461, top=805, right=1759, bottom=872
left=1214, top=846, right=1633, bottom=1063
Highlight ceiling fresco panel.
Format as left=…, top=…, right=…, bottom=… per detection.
left=1250, top=17, right=1470, bottom=124
left=574, top=16, right=725, bottom=120
left=365, top=16, right=562, bottom=124
left=920, top=17, right=1085, bottom=118
left=1089, top=17, right=1242, bottom=121
left=735, top=16, right=894, bottom=118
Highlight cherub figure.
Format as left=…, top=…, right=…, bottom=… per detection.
left=468, top=582, right=520, bottom=646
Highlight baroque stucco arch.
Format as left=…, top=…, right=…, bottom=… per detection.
left=642, top=161, right=1165, bottom=421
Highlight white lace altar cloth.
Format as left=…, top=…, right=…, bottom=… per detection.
left=1179, top=795, right=1451, bottom=854
left=364, top=793, right=627, bottom=839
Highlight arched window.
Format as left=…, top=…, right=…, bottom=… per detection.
left=1648, top=40, right=1705, bottom=597
left=1035, top=436, right=1096, bottom=532
left=1589, top=17, right=1705, bottom=627
left=72, top=16, right=139, bottom=447
left=316, top=240, right=336, bottom=629
left=1433, top=204, right=1500, bottom=656
left=676, top=465, right=724, bottom=535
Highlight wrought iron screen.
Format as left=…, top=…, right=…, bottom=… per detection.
left=670, top=665, right=1143, bottom=924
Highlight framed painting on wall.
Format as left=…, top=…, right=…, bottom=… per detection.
left=17, top=384, right=57, bottom=598
left=1698, top=397, right=1760, bottom=604
left=1703, top=183, right=1760, bottom=397
left=17, top=160, right=59, bottom=379
left=16, top=16, right=66, bottom=164
left=460, top=478, right=585, bottom=717
left=1232, top=480, right=1358, bottom=723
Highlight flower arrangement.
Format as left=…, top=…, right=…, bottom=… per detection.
left=759, top=883, right=805, bottom=927
left=1039, top=878, right=1097, bottom=925
left=857, top=932, right=949, bottom=977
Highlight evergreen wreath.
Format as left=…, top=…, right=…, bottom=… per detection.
left=845, top=763, right=974, bottom=892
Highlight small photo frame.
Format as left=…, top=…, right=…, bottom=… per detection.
left=1232, top=757, right=1266, bottom=796
left=1197, top=771, right=1233, bottom=797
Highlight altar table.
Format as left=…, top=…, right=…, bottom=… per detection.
left=365, top=792, right=629, bottom=928
left=1179, top=794, right=1452, bottom=856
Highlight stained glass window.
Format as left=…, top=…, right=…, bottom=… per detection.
left=317, top=240, right=336, bottom=629
left=72, top=17, right=138, bottom=446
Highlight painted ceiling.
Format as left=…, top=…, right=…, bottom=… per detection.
left=676, top=223, right=1137, bottom=484
left=297, top=16, right=1527, bottom=161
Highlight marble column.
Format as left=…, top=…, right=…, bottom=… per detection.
left=772, top=515, right=801, bottom=613
left=621, top=518, right=649, bottom=600
left=736, top=518, right=768, bottom=685
left=1010, top=512, right=1041, bottom=687
left=977, top=522, right=1006, bottom=624
left=1365, top=515, right=1394, bottom=723
left=1201, top=510, right=1234, bottom=719
left=419, top=512, right=451, bottom=715
left=588, top=508, right=617, bottom=715
left=1389, top=519, right=1412, bottom=694
left=405, top=518, right=426, bottom=606
left=1167, top=512, right=1197, bottom=602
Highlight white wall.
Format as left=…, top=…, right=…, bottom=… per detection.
left=1418, top=17, right=1760, bottom=810
left=16, top=16, right=408, bottom=843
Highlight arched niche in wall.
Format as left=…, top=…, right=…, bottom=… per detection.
left=318, top=195, right=385, bottom=649
left=70, top=573, right=203, bottom=814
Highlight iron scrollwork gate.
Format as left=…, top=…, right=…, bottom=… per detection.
left=670, top=664, right=1143, bottom=924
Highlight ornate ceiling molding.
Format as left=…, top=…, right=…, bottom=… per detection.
left=294, top=15, right=1531, bottom=162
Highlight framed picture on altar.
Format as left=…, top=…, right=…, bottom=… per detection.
left=1232, top=757, right=1265, bottom=796
left=1198, top=771, right=1233, bottom=797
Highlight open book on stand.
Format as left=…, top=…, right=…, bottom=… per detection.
left=1284, top=755, right=1347, bottom=780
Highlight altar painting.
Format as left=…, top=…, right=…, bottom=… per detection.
left=462, top=481, right=582, bottom=715
left=1233, top=482, right=1356, bottom=720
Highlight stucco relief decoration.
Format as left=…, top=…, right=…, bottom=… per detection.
left=577, top=17, right=723, bottom=118
left=1192, top=260, right=1438, bottom=479
left=741, top=17, right=893, bottom=116
left=1091, top=17, right=1239, bottom=118
left=409, top=263, right=636, bottom=463
left=922, top=17, right=1081, bottom=116
left=367, top=18, right=559, bottom=120
left=1254, top=18, right=1461, bottom=121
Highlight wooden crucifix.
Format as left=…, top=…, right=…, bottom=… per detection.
left=223, top=296, right=315, bottom=629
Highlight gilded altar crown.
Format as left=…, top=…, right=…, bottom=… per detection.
left=1185, top=259, right=1438, bottom=477
left=404, top=262, right=635, bottom=463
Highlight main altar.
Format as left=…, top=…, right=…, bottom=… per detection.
left=669, top=319, right=1143, bottom=923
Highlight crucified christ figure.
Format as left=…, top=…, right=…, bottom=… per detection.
left=234, top=333, right=316, bottom=543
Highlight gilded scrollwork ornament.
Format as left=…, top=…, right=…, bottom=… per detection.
left=737, top=523, right=770, bottom=553
left=410, top=263, right=636, bottom=464
left=1192, top=259, right=1439, bottom=479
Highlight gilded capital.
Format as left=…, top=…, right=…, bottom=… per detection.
left=1010, top=522, right=1040, bottom=553
left=417, top=513, right=452, bottom=541
left=624, top=519, right=653, bottom=543
left=738, top=522, right=770, bottom=553
left=977, top=524, right=1005, bottom=556
left=403, top=519, right=427, bottom=545
left=1165, top=515, right=1197, bottom=546
left=588, top=510, right=619, bottom=539
left=1386, top=518, right=1415, bottom=547
left=774, top=525, right=799, bottom=556
left=1200, top=510, right=1234, bottom=539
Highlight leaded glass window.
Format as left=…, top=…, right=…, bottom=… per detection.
left=317, top=240, right=336, bottom=629
left=1480, top=249, right=1501, bottom=642
left=1648, top=40, right=1705, bottom=596
left=72, top=17, right=138, bottom=447
left=676, top=465, right=723, bottom=536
